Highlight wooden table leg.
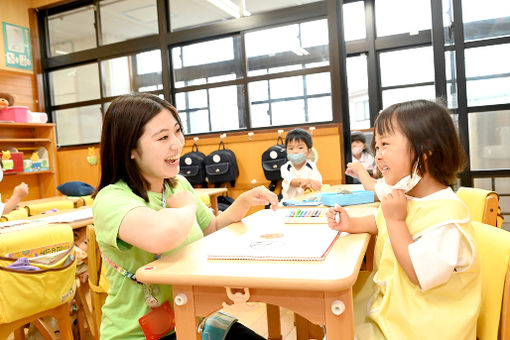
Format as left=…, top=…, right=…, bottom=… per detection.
left=325, top=290, right=354, bottom=340
left=266, top=304, right=282, bottom=340
left=173, top=286, right=200, bottom=340
left=210, top=194, right=219, bottom=215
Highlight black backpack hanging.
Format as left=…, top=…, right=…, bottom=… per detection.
left=205, top=141, right=239, bottom=187
left=261, top=136, right=287, bottom=191
left=179, top=142, right=207, bottom=186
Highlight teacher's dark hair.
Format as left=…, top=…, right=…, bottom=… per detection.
left=93, top=93, right=183, bottom=202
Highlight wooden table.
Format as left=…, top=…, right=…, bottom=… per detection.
left=194, top=187, right=228, bottom=215
left=136, top=204, right=376, bottom=340
left=27, top=206, right=93, bottom=229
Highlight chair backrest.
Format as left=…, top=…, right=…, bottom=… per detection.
left=457, top=187, right=502, bottom=227
left=86, top=225, right=108, bottom=336
left=473, top=221, right=510, bottom=340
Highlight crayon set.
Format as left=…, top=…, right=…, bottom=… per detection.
left=283, top=208, right=329, bottom=224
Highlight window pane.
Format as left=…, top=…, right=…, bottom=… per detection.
left=245, top=19, right=329, bottom=76
left=172, top=37, right=242, bottom=88
left=100, top=0, right=158, bottom=45
left=375, top=0, right=431, bottom=37
left=347, top=55, right=370, bottom=130
left=463, top=0, right=510, bottom=42
left=55, top=105, right=102, bottom=146
left=445, top=51, right=458, bottom=109
left=380, top=47, right=434, bottom=87
left=382, top=85, right=435, bottom=108
left=473, top=177, right=493, bottom=190
left=47, top=5, right=96, bottom=57
left=50, top=63, right=100, bottom=105
left=468, top=110, right=510, bottom=170
left=249, top=73, right=332, bottom=128
left=443, top=0, right=454, bottom=45
left=465, top=44, right=510, bottom=106
left=343, top=1, right=366, bottom=41
left=175, top=85, right=245, bottom=134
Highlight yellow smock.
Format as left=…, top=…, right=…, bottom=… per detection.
left=354, top=196, right=482, bottom=340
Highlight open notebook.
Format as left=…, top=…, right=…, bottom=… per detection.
left=206, top=209, right=343, bottom=261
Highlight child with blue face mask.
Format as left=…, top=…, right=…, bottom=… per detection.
left=280, top=128, right=322, bottom=200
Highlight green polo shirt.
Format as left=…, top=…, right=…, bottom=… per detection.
left=92, top=175, right=213, bottom=339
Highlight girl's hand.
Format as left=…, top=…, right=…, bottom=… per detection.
left=326, top=204, right=352, bottom=233
left=345, top=162, right=365, bottom=179
left=239, top=186, right=279, bottom=211
left=13, top=182, right=29, bottom=200
left=381, top=189, right=407, bottom=223
left=166, top=191, right=197, bottom=210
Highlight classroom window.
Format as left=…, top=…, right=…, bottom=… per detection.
left=248, top=73, right=332, bottom=128
left=375, top=0, right=431, bottom=37
left=380, top=47, right=434, bottom=87
left=54, top=105, right=103, bottom=146
left=445, top=50, right=458, bottom=109
left=462, top=0, right=510, bottom=42
left=244, top=19, right=329, bottom=76
left=382, top=85, right=436, bottom=108
left=172, top=36, right=242, bottom=88
left=464, top=44, right=510, bottom=106
left=100, top=0, right=158, bottom=45
left=175, top=85, right=246, bottom=134
left=47, top=5, right=96, bottom=57
left=343, top=1, right=366, bottom=41
left=346, top=55, right=370, bottom=130
left=468, top=109, right=510, bottom=170
left=101, top=49, right=162, bottom=97
left=49, top=63, right=101, bottom=106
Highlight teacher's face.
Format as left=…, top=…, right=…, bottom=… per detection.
left=131, top=109, right=184, bottom=192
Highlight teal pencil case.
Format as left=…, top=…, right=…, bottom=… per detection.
left=313, top=190, right=375, bottom=206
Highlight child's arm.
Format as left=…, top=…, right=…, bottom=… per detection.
left=346, top=162, right=377, bottom=192
left=203, top=186, right=279, bottom=235
left=381, top=189, right=420, bottom=287
left=3, top=182, right=29, bottom=214
left=299, top=178, right=322, bottom=191
left=326, top=205, right=378, bottom=235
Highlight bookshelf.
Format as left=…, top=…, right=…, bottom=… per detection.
left=0, top=122, right=58, bottom=200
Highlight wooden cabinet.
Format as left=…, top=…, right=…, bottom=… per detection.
left=0, top=122, right=58, bottom=200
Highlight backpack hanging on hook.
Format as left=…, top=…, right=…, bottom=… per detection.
left=205, top=141, right=239, bottom=187
left=179, top=142, right=207, bottom=187
left=261, top=136, right=287, bottom=192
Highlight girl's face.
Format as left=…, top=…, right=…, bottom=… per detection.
left=374, top=125, right=413, bottom=186
left=131, top=109, right=184, bottom=192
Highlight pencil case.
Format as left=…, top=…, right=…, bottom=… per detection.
left=315, top=190, right=375, bottom=206
left=0, top=223, right=76, bottom=324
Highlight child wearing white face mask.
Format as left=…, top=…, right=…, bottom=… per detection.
left=327, top=99, right=481, bottom=340
left=280, top=128, right=322, bottom=200
left=346, top=131, right=375, bottom=185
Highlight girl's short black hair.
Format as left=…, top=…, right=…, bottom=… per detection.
left=373, top=99, right=465, bottom=186
left=285, top=128, right=313, bottom=149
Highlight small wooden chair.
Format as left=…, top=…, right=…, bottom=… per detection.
left=457, top=187, right=503, bottom=227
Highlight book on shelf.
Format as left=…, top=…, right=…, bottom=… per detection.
left=206, top=209, right=344, bottom=261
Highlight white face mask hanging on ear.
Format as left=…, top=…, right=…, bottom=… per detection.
left=374, top=161, right=421, bottom=200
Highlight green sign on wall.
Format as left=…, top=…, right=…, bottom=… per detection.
left=2, top=22, right=32, bottom=71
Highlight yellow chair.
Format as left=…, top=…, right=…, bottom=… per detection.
left=457, top=187, right=503, bottom=228
left=76, top=225, right=108, bottom=339
left=473, top=221, right=510, bottom=340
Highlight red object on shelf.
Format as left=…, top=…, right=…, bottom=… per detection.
left=0, top=106, right=29, bottom=123
left=1, top=152, right=24, bottom=173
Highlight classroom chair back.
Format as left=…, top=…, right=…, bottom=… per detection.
left=473, top=221, right=510, bottom=340
left=457, top=187, right=503, bottom=228
left=0, top=223, right=76, bottom=339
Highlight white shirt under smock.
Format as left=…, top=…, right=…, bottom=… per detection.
left=405, top=187, right=474, bottom=291
left=352, top=152, right=375, bottom=172
left=280, top=160, right=322, bottom=201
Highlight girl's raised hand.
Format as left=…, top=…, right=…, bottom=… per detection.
left=381, top=189, right=407, bottom=223
left=326, top=204, right=352, bottom=232
left=239, top=185, right=279, bottom=211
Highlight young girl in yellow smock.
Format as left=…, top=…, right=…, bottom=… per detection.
left=327, top=99, right=481, bottom=340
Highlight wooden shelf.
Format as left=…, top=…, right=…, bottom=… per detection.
left=0, top=123, right=58, bottom=199
left=0, top=138, right=52, bottom=143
